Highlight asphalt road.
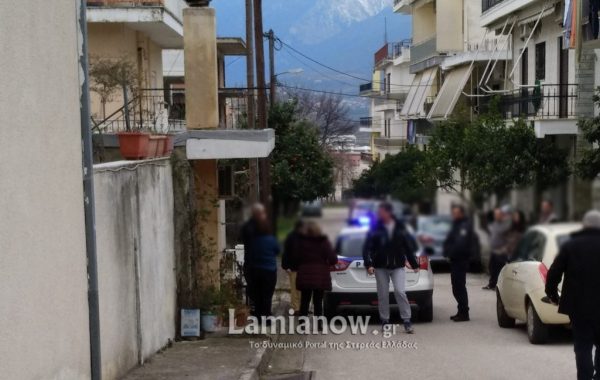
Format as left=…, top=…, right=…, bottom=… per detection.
left=264, top=207, right=576, bottom=380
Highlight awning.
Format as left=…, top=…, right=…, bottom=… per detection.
left=428, top=64, right=473, bottom=120
left=518, top=6, right=555, bottom=26
left=400, top=67, right=437, bottom=118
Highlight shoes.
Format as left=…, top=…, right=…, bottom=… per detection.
left=380, top=319, right=391, bottom=328
left=450, top=314, right=459, bottom=321
left=403, top=321, right=414, bottom=334
left=482, top=285, right=496, bottom=291
left=452, top=314, right=470, bottom=322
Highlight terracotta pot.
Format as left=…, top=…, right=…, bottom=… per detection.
left=117, top=132, right=150, bottom=160
left=147, top=136, right=161, bottom=158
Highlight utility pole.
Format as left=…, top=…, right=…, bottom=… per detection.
left=245, top=0, right=258, bottom=203
left=253, top=0, right=272, bottom=221
left=267, top=29, right=276, bottom=105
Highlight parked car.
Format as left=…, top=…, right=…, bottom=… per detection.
left=325, top=225, right=434, bottom=322
left=301, top=199, right=323, bottom=217
left=496, top=223, right=581, bottom=344
left=416, top=215, right=453, bottom=263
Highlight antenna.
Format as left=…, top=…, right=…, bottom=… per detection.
left=384, top=17, right=388, bottom=44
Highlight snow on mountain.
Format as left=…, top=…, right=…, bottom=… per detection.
left=290, top=0, right=393, bottom=44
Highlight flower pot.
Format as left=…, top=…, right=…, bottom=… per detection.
left=147, top=136, right=161, bottom=158
left=234, top=307, right=250, bottom=328
left=117, top=132, right=150, bottom=160
left=201, top=313, right=220, bottom=333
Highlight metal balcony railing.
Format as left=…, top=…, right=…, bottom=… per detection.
left=360, top=117, right=373, bottom=127
left=359, top=82, right=374, bottom=95
left=87, top=0, right=164, bottom=5
left=478, top=84, right=578, bottom=119
left=482, top=0, right=506, bottom=13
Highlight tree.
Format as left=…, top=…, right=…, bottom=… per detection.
left=89, top=56, right=138, bottom=120
left=269, top=101, right=335, bottom=205
left=352, top=146, right=436, bottom=205
left=576, top=89, right=600, bottom=179
left=421, top=110, right=570, bottom=201
left=287, top=89, right=355, bottom=145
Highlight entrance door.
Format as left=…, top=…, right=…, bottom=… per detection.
left=520, top=48, right=529, bottom=116
left=558, top=37, right=569, bottom=118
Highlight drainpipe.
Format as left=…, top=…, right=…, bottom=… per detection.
left=77, top=1, right=102, bottom=379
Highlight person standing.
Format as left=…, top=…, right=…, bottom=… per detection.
left=363, top=202, right=420, bottom=333
left=483, top=207, right=511, bottom=290
left=546, top=210, right=600, bottom=380
left=282, top=220, right=304, bottom=315
left=443, top=204, right=477, bottom=322
left=240, top=203, right=267, bottom=311
left=295, top=221, right=337, bottom=319
left=539, top=199, right=559, bottom=225
left=505, top=210, right=527, bottom=256
left=591, top=0, right=600, bottom=40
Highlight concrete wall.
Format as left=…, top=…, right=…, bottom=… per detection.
left=412, top=2, right=436, bottom=45
left=94, top=159, right=176, bottom=380
left=0, top=2, right=92, bottom=379
left=436, top=0, right=463, bottom=52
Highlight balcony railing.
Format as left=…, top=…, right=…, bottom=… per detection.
left=87, top=0, right=164, bottom=5
left=359, top=82, right=373, bottom=95
left=360, top=117, right=373, bottom=127
left=410, top=37, right=437, bottom=65
left=482, top=0, right=506, bottom=13
left=478, top=84, right=578, bottom=120
left=374, top=40, right=412, bottom=66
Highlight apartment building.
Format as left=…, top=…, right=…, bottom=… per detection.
left=359, top=40, right=414, bottom=160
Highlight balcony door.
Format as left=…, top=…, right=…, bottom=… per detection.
left=520, top=48, right=529, bottom=117
left=558, top=37, right=569, bottom=118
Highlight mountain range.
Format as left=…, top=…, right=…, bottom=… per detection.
left=212, top=0, right=412, bottom=117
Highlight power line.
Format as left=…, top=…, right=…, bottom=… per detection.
left=282, top=48, right=359, bottom=89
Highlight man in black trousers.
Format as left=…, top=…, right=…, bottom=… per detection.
left=443, top=205, right=478, bottom=322
left=546, top=210, right=600, bottom=380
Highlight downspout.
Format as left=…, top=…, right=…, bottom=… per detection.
left=77, top=1, right=102, bottom=379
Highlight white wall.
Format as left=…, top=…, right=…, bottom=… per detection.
left=0, top=2, right=92, bottom=379
left=94, top=160, right=176, bottom=380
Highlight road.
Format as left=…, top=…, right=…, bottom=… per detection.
left=265, top=207, right=576, bottom=380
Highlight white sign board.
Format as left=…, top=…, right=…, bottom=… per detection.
left=181, top=309, right=201, bottom=337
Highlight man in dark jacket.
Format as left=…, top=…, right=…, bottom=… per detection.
left=443, top=204, right=477, bottom=322
left=546, top=210, right=600, bottom=380
left=363, top=202, right=419, bottom=333
left=282, top=220, right=304, bottom=314
left=240, top=203, right=267, bottom=311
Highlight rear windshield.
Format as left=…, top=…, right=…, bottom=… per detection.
left=337, top=234, right=366, bottom=258
left=418, top=217, right=452, bottom=236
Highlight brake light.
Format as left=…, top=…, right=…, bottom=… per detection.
left=331, top=259, right=351, bottom=272
left=538, top=263, right=548, bottom=283
left=419, top=256, right=429, bottom=270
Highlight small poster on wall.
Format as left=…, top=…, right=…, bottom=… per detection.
left=181, top=309, right=201, bottom=337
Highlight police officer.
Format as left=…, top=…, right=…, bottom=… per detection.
left=546, top=210, right=600, bottom=380
left=443, top=204, right=477, bottom=322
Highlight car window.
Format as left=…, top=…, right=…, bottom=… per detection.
left=418, top=217, right=452, bottom=237
left=512, top=231, right=546, bottom=262
left=556, top=234, right=570, bottom=248
left=337, top=234, right=366, bottom=258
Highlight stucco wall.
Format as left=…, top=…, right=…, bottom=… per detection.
left=94, top=159, right=176, bottom=379
left=0, top=2, right=92, bottom=379
left=412, top=2, right=436, bottom=45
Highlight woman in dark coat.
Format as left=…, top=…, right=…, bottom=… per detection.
left=294, top=221, right=338, bottom=317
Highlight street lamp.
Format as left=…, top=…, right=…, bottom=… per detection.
left=271, top=68, right=303, bottom=104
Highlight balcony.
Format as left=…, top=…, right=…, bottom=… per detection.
left=374, top=40, right=412, bottom=68
left=480, top=0, right=537, bottom=27
left=374, top=137, right=406, bottom=150
left=359, top=82, right=374, bottom=96
left=410, top=37, right=444, bottom=74
left=479, top=84, right=578, bottom=120
left=393, top=0, right=412, bottom=14
left=86, top=0, right=186, bottom=48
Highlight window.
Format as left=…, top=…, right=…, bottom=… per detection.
left=512, top=231, right=547, bottom=262
left=535, top=42, right=546, bottom=81
left=386, top=73, right=391, bottom=93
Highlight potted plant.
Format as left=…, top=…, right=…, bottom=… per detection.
left=199, top=287, right=222, bottom=333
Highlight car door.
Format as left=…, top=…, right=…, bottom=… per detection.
left=503, top=231, right=546, bottom=320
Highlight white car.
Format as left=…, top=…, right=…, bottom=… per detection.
left=496, top=223, right=581, bottom=344
left=325, top=225, right=435, bottom=322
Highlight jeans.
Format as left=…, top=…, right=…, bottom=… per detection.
left=591, top=0, right=600, bottom=39
left=299, top=289, right=325, bottom=317
left=374, top=268, right=412, bottom=322
left=571, top=317, right=600, bottom=380
left=451, top=260, right=470, bottom=315
left=247, top=267, right=277, bottom=318
left=488, top=253, right=508, bottom=288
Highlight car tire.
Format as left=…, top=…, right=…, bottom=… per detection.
left=527, top=302, right=549, bottom=344
left=418, top=296, right=433, bottom=322
left=496, top=290, right=515, bottom=328
left=323, top=294, right=337, bottom=319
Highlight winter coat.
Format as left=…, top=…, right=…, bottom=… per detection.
left=546, top=228, right=600, bottom=320
left=282, top=230, right=302, bottom=271
left=443, top=217, right=478, bottom=262
left=294, top=235, right=338, bottom=291
left=363, top=219, right=419, bottom=270
left=247, top=235, right=280, bottom=272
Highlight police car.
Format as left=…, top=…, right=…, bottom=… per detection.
left=325, top=223, right=435, bottom=322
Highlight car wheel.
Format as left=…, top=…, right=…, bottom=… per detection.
left=527, top=302, right=549, bottom=344
left=323, top=294, right=337, bottom=319
left=418, top=296, right=433, bottom=322
left=496, top=290, right=515, bottom=328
